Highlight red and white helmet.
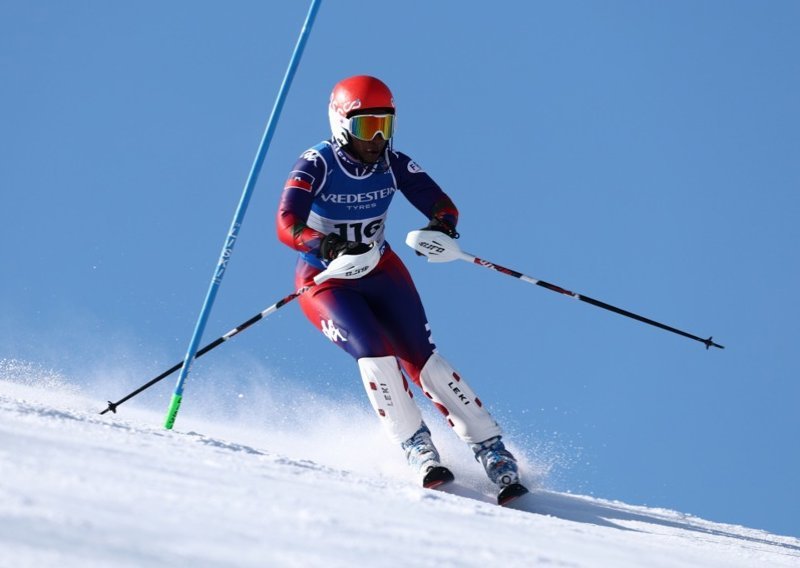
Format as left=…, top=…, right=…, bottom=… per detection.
left=328, top=75, right=395, bottom=146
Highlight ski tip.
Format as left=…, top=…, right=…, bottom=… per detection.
left=422, top=466, right=455, bottom=489
left=498, top=482, right=529, bottom=506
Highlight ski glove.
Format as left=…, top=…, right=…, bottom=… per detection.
left=422, top=217, right=459, bottom=239
left=319, top=233, right=371, bottom=261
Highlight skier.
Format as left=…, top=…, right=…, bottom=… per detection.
left=276, top=75, right=527, bottom=504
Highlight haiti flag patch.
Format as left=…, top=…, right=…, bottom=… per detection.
left=284, top=170, right=315, bottom=192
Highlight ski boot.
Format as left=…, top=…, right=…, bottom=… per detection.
left=471, top=436, right=529, bottom=505
left=401, top=423, right=454, bottom=489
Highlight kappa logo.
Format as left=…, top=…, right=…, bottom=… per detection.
left=301, top=150, right=320, bottom=166
left=321, top=319, right=347, bottom=343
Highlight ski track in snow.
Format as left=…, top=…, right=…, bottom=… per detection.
left=1, top=377, right=798, bottom=568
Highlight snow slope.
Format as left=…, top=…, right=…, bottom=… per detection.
left=1, top=367, right=798, bottom=568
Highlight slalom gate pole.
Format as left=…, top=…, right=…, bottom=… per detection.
left=163, top=0, right=322, bottom=430
left=406, top=231, right=724, bottom=350
left=101, top=287, right=310, bottom=415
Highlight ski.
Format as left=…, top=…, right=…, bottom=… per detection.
left=422, top=466, right=455, bottom=489
left=497, top=482, right=529, bottom=506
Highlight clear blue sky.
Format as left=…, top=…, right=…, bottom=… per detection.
left=2, top=1, right=798, bottom=537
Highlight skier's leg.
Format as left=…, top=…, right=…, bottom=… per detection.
left=417, top=352, right=501, bottom=444
left=295, top=261, right=446, bottom=483
left=352, top=250, right=519, bottom=487
left=358, top=249, right=436, bottom=384
left=418, top=352, right=521, bottom=489
left=357, top=355, right=423, bottom=445
left=299, top=283, right=421, bottom=437
left=297, top=281, right=392, bottom=360
left=357, top=356, right=447, bottom=485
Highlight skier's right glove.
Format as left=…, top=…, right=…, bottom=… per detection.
left=413, top=217, right=459, bottom=257
left=319, top=233, right=371, bottom=261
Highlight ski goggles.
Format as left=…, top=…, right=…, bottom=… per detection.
left=348, top=113, right=395, bottom=141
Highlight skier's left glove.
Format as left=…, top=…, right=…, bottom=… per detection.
left=319, top=233, right=371, bottom=261
left=422, top=217, right=459, bottom=239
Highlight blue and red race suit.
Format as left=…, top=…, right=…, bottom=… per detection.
left=276, top=140, right=458, bottom=385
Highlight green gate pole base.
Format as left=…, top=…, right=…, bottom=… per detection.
left=164, top=394, right=183, bottom=430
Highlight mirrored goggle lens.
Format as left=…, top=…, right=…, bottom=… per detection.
left=349, top=114, right=395, bottom=140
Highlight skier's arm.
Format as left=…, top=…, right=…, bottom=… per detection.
left=276, top=156, right=327, bottom=255
left=392, top=152, right=459, bottom=236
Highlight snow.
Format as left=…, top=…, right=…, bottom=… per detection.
left=1, top=365, right=798, bottom=568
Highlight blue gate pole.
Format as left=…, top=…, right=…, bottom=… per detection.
left=164, top=0, right=322, bottom=429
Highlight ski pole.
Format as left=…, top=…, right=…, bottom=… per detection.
left=164, top=0, right=321, bottom=430
left=406, top=230, right=724, bottom=350
left=101, top=288, right=308, bottom=415
left=102, top=244, right=381, bottom=415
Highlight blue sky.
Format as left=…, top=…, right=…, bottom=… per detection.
left=2, top=1, right=798, bottom=537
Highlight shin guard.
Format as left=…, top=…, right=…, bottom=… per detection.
left=419, top=353, right=502, bottom=444
left=358, top=356, right=423, bottom=444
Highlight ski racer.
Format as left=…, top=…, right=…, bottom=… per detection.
left=276, top=75, right=527, bottom=504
